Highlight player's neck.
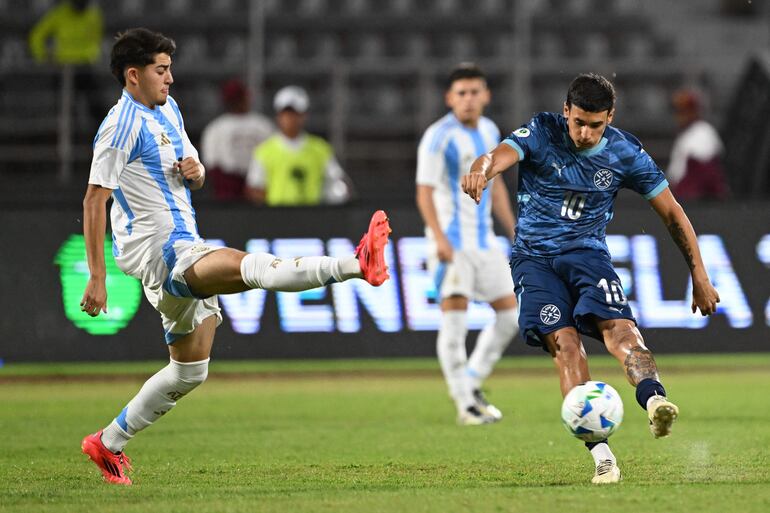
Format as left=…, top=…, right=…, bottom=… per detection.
left=124, top=87, right=156, bottom=110
left=451, top=113, right=480, bottom=129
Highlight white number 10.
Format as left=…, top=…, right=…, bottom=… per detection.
left=597, top=278, right=628, bottom=305
left=561, top=191, right=586, bottom=220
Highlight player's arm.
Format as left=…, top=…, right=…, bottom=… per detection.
left=648, top=187, right=720, bottom=315
left=462, top=143, right=520, bottom=204
left=416, top=185, right=453, bottom=262
left=81, top=184, right=114, bottom=317
left=491, top=176, right=516, bottom=240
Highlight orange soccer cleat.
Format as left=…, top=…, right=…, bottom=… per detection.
left=81, top=431, right=133, bottom=485
left=355, top=210, right=392, bottom=286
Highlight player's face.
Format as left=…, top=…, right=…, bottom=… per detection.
left=276, top=109, right=306, bottom=138
left=136, top=53, right=173, bottom=107
left=445, top=78, right=490, bottom=127
left=563, top=103, right=614, bottom=149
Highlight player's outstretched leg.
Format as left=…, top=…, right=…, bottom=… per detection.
left=238, top=210, right=392, bottom=293
left=598, top=319, right=679, bottom=438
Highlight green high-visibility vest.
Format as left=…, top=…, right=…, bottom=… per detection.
left=29, top=2, right=103, bottom=65
left=253, top=134, right=333, bottom=206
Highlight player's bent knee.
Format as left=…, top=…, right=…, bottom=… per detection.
left=170, top=358, right=209, bottom=394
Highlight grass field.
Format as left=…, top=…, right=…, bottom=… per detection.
left=1, top=354, right=769, bottom=513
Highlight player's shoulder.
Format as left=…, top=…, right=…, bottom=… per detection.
left=531, top=111, right=563, bottom=132
left=478, top=116, right=500, bottom=135
left=606, top=125, right=645, bottom=156
left=420, top=113, right=460, bottom=151
left=306, top=133, right=333, bottom=153
left=95, top=93, right=143, bottom=150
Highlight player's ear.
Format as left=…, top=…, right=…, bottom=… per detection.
left=444, top=89, right=452, bottom=108
left=563, top=102, right=570, bottom=117
left=125, top=66, right=140, bottom=87
left=607, top=108, right=615, bottom=125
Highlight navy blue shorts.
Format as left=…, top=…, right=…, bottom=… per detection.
left=511, top=248, right=636, bottom=350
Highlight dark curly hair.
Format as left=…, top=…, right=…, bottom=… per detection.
left=110, top=28, right=176, bottom=87
left=566, top=73, right=616, bottom=113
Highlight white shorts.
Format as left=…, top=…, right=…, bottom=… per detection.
left=427, top=248, right=515, bottom=303
left=120, top=239, right=224, bottom=344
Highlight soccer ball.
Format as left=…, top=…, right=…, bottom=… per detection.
left=561, top=381, right=624, bottom=442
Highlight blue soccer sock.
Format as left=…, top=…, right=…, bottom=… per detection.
left=635, top=378, right=666, bottom=410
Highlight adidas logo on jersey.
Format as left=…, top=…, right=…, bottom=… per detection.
left=159, top=133, right=171, bottom=146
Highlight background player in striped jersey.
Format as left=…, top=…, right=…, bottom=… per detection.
left=79, top=28, right=391, bottom=485
left=462, top=73, right=720, bottom=483
left=416, top=64, right=519, bottom=426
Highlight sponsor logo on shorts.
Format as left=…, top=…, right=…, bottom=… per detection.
left=594, top=169, right=614, bottom=190
left=540, top=304, right=561, bottom=325
left=190, top=245, right=211, bottom=254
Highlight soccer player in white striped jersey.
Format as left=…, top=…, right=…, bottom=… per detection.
left=79, top=28, right=391, bottom=485
left=416, top=63, right=519, bottom=426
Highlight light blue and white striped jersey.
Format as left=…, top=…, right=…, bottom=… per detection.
left=416, top=113, right=501, bottom=250
left=88, top=90, right=201, bottom=277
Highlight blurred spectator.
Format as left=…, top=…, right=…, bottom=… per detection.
left=29, top=0, right=104, bottom=126
left=667, top=89, right=729, bottom=201
left=201, top=79, right=274, bottom=200
left=245, top=86, right=353, bottom=206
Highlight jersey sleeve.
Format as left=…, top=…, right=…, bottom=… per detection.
left=502, top=113, right=549, bottom=163
left=623, top=146, right=669, bottom=200
left=416, top=129, right=445, bottom=187
left=88, top=116, right=139, bottom=189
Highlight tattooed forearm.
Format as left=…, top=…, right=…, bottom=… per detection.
left=623, top=347, right=660, bottom=385
left=667, top=220, right=695, bottom=271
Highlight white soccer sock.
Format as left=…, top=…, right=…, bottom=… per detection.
left=436, top=310, right=474, bottom=410
left=240, top=252, right=361, bottom=292
left=466, top=308, right=519, bottom=390
left=588, top=442, right=616, bottom=466
left=100, top=358, right=209, bottom=454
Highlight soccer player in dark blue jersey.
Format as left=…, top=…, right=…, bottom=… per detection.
left=462, top=73, right=720, bottom=484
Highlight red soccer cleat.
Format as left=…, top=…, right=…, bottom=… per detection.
left=355, top=210, right=392, bottom=286
left=81, top=431, right=133, bottom=485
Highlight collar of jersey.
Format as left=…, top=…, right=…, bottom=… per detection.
left=448, top=112, right=481, bottom=132
left=121, top=90, right=158, bottom=114
left=564, top=133, right=608, bottom=157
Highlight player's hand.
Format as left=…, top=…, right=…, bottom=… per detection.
left=174, top=157, right=204, bottom=182
left=436, top=235, right=454, bottom=263
left=81, top=276, right=108, bottom=317
left=461, top=172, right=488, bottom=204
left=691, top=276, right=720, bottom=316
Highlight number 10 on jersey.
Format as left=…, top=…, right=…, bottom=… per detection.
left=561, top=191, right=586, bottom=220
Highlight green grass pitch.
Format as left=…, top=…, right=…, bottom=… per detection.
left=1, top=354, right=769, bottom=513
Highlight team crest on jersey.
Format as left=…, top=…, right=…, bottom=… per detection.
left=593, top=169, right=613, bottom=190
left=159, top=133, right=171, bottom=146
left=540, top=304, right=561, bottom=325
left=513, top=127, right=531, bottom=138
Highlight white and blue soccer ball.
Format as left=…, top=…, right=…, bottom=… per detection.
left=561, top=381, right=624, bottom=442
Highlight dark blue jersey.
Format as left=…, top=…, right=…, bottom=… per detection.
left=504, top=112, right=668, bottom=257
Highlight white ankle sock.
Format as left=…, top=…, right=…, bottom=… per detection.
left=100, top=358, right=209, bottom=453
left=466, top=308, right=519, bottom=389
left=240, top=252, right=361, bottom=292
left=589, top=442, right=616, bottom=466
